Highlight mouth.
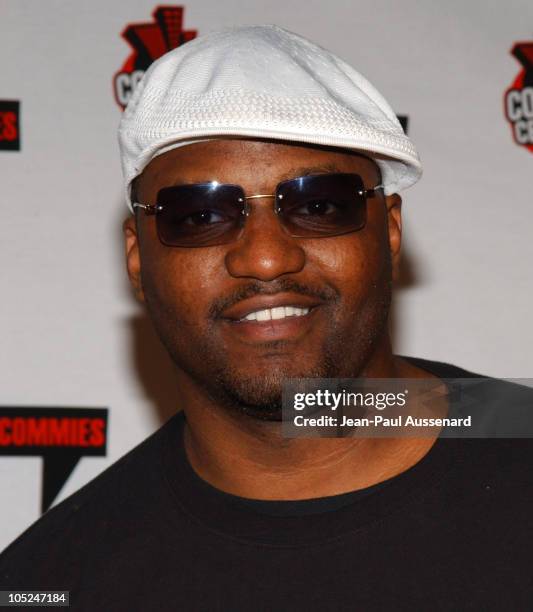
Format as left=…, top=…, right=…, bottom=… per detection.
left=239, top=305, right=311, bottom=322
left=219, top=293, right=324, bottom=343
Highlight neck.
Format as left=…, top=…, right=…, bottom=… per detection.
left=176, top=334, right=439, bottom=501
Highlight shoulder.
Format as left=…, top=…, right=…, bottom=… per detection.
left=401, top=355, right=533, bottom=414
left=0, top=412, right=183, bottom=588
left=402, top=355, right=533, bottom=474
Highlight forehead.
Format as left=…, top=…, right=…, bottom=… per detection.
left=135, top=139, right=381, bottom=198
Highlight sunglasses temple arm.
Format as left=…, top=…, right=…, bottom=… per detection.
left=360, top=184, right=384, bottom=198
left=132, top=203, right=161, bottom=215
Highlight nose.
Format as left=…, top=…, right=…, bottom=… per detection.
left=224, top=199, right=306, bottom=281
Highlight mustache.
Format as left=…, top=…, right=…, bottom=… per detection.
left=208, top=279, right=340, bottom=319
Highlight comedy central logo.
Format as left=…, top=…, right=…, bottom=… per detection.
left=504, top=41, right=533, bottom=152
left=114, top=5, right=197, bottom=110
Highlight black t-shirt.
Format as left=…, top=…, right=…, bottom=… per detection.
left=2, top=357, right=533, bottom=611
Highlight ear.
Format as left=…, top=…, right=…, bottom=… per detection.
left=122, top=215, right=146, bottom=303
left=385, top=194, right=402, bottom=282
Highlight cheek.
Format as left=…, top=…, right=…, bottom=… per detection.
left=139, top=230, right=223, bottom=328
left=305, top=222, right=390, bottom=304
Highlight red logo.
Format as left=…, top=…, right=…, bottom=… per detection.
left=0, top=100, right=20, bottom=151
left=504, top=42, right=533, bottom=152
left=114, top=5, right=197, bottom=110
left=0, top=407, right=108, bottom=513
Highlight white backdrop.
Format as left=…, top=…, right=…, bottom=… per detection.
left=1, top=0, right=532, bottom=549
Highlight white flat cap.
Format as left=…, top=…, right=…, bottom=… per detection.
left=118, top=24, right=422, bottom=210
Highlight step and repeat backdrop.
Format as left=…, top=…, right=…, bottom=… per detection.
left=1, top=0, right=532, bottom=549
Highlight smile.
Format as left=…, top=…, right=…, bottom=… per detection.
left=240, top=306, right=311, bottom=322
left=219, top=292, right=324, bottom=342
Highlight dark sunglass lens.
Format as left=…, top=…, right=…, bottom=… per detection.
left=277, top=173, right=367, bottom=237
left=156, top=183, right=245, bottom=247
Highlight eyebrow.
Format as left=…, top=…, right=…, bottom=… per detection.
left=277, top=163, right=341, bottom=182
left=166, top=163, right=343, bottom=188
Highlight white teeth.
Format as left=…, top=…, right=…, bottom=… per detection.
left=285, top=306, right=296, bottom=317
left=242, top=306, right=310, bottom=322
left=256, top=309, right=271, bottom=322
left=271, top=306, right=286, bottom=320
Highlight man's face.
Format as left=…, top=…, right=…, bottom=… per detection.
left=124, top=139, right=402, bottom=419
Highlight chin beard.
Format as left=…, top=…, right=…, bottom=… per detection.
left=210, top=358, right=340, bottom=422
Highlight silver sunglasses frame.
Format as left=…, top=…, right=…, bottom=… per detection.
left=132, top=177, right=384, bottom=216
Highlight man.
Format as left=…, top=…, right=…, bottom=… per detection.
left=1, top=25, right=533, bottom=611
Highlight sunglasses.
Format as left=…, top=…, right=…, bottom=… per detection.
left=132, top=172, right=383, bottom=248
